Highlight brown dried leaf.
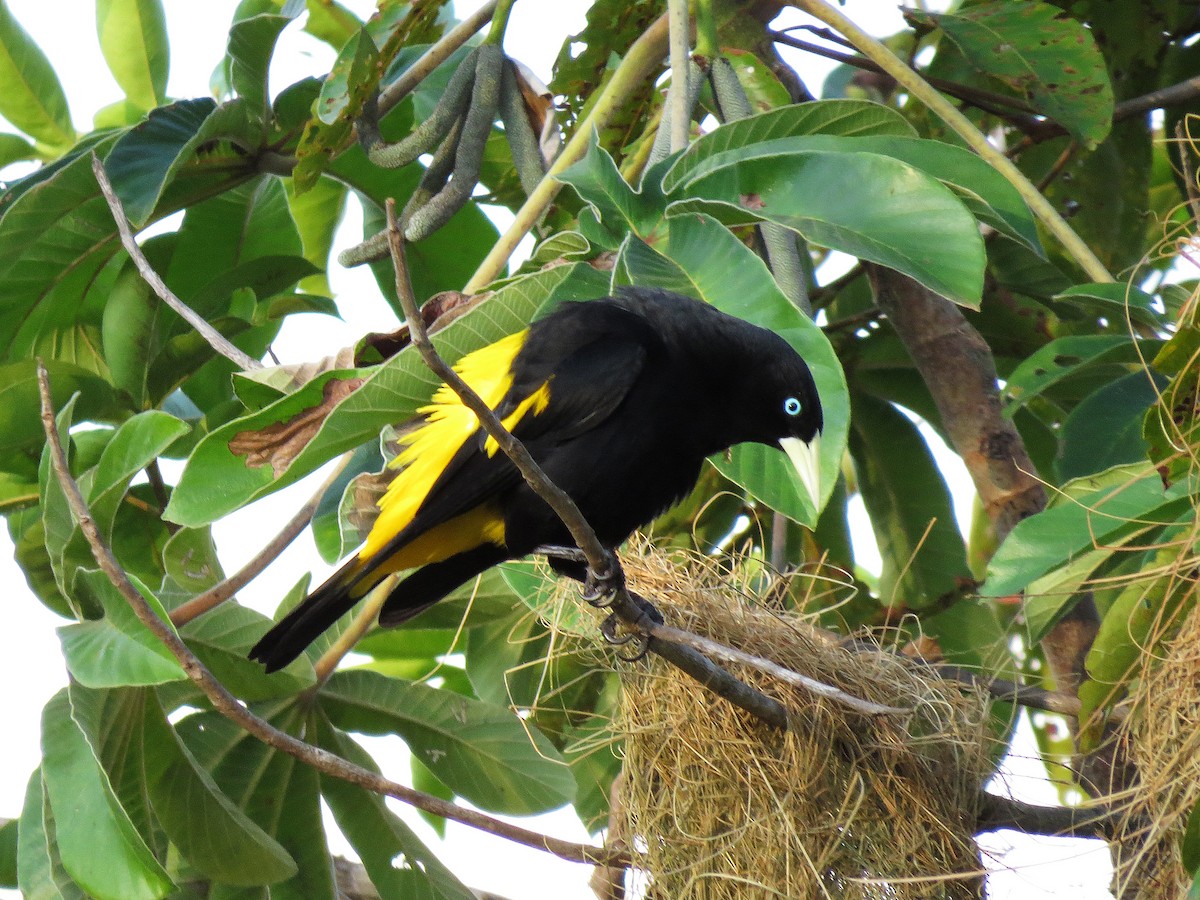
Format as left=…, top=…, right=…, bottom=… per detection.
left=355, top=290, right=488, bottom=365
left=229, top=376, right=365, bottom=477
left=512, top=59, right=560, bottom=163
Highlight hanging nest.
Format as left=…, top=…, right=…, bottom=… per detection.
left=1109, top=557, right=1200, bottom=898
left=591, top=546, right=998, bottom=899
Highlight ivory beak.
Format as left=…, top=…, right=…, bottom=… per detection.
left=781, top=434, right=822, bottom=509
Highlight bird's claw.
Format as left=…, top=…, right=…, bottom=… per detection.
left=581, top=565, right=623, bottom=608
left=601, top=612, right=652, bottom=662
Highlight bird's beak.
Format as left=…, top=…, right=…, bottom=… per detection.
left=781, top=435, right=822, bottom=510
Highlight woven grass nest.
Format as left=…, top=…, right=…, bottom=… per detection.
left=573, top=545, right=999, bottom=899
left=1110, top=567, right=1200, bottom=898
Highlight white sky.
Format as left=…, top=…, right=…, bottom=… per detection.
left=0, top=2, right=1113, bottom=898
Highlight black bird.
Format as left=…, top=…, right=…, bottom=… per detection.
left=250, top=288, right=823, bottom=672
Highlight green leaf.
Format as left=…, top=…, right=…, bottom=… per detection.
left=984, top=464, right=1193, bottom=598
left=614, top=213, right=849, bottom=526
left=1053, top=282, right=1165, bottom=329
left=321, top=669, right=576, bottom=815
left=166, top=263, right=608, bottom=526
left=315, top=716, right=473, bottom=900
left=0, top=131, right=35, bottom=166
left=1184, top=799, right=1200, bottom=876
left=661, top=99, right=917, bottom=192
left=849, top=392, right=972, bottom=607
left=162, top=525, right=224, bottom=592
left=40, top=690, right=172, bottom=900
left=674, top=150, right=985, bottom=307
left=0, top=360, right=121, bottom=456
left=285, top=175, right=346, bottom=295
left=134, top=690, right=298, bottom=885
left=175, top=704, right=337, bottom=900
left=667, top=134, right=1041, bottom=255
left=0, top=816, right=15, bottom=888
left=316, top=25, right=378, bottom=125
left=1057, top=371, right=1161, bottom=481
left=96, top=0, right=169, bottom=110
left=17, top=769, right=86, bottom=900
left=1000, top=334, right=1154, bottom=415
left=907, top=1, right=1113, bottom=147
left=104, top=98, right=259, bottom=227
left=0, top=0, right=73, bottom=149
left=58, top=570, right=186, bottom=688
left=557, top=135, right=665, bottom=247
left=226, top=12, right=298, bottom=121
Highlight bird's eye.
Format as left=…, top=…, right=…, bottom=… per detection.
left=783, top=397, right=802, bottom=416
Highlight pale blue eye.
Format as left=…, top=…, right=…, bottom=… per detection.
left=784, top=397, right=802, bottom=416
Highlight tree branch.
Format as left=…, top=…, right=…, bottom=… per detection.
left=976, top=793, right=1118, bottom=840
left=36, top=360, right=622, bottom=869
left=90, top=155, right=263, bottom=372
left=169, top=457, right=351, bottom=626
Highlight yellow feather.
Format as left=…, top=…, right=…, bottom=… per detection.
left=360, top=330, right=550, bottom=561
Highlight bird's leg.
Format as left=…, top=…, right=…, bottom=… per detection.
left=600, top=591, right=663, bottom=662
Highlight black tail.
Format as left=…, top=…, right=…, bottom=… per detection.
left=249, top=545, right=510, bottom=672
left=249, top=554, right=374, bottom=673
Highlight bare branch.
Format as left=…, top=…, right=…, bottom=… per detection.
left=976, top=793, right=1119, bottom=840
left=36, top=360, right=622, bottom=869
left=170, top=456, right=351, bottom=626
left=91, top=155, right=262, bottom=372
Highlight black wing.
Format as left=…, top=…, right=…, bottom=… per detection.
left=373, top=301, right=659, bottom=554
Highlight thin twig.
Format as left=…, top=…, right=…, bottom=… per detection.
left=170, top=457, right=351, bottom=626
left=651, top=622, right=905, bottom=716
left=976, top=792, right=1118, bottom=839
left=90, top=155, right=263, bottom=372
left=377, top=1, right=500, bottom=119
left=35, top=360, right=621, bottom=869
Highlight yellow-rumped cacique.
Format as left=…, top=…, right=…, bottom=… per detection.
left=250, top=288, right=823, bottom=672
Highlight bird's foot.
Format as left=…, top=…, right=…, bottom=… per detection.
left=599, top=593, right=663, bottom=662
left=581, top=563, right=624, bottom=608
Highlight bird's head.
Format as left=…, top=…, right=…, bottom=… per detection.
left=721, top=332, right=824, bottom=509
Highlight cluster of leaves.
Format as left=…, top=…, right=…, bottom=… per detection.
left=0, top=0, right=1198, bottom=896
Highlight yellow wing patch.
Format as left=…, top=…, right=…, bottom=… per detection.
left=360, top=329, right=550, bottom=561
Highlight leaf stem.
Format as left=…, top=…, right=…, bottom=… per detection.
left=784, top=0, right=1114, bottom=283
left=486, top=0, right=517, bottom=45
left=667, top=0, right=692, bottom=153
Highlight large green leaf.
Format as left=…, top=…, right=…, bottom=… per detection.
left=173, top=703, right=336, bottom=900
left=984, top=464, right=1193, bottom=598
left=132, top=689, right=298, bottom=886
left=58, top=570, right=185, bottom=688
left=321, top=669, right=576, bottom=816
left=0, top=0, right=73, bottom=149
left=1000, top=335, right=1157, bottom=415
left=226, top=11, right=298, bottom=121
left=286, top=175, right=346, bottom=296
left=0, top=360, right=121, bottom=456
left=1053, top=282, right=1165, bottom=330
left=96, top=0, right=169, bottom=111
left=849, top=392, right=972, bottom=608
left=661, top=99, right=918, bottom=192
left=1056, top=371, right=1161, bottom=481
left=165, top=263, right=608, bottom=527
left=666, top=134, right=1041, bottom=254
left=614, top=213, right=849, bottom=526
left=104, top=98, right=259, bottom=227
left=673, top=150, right=985, bottom=307
left=17, top=769, right=86, bottom=900
left=40, top=690, right=172, bottom=900
left=908, top=0, right=1113, bottom=147
left=315, top=716, right=473, bottom=900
